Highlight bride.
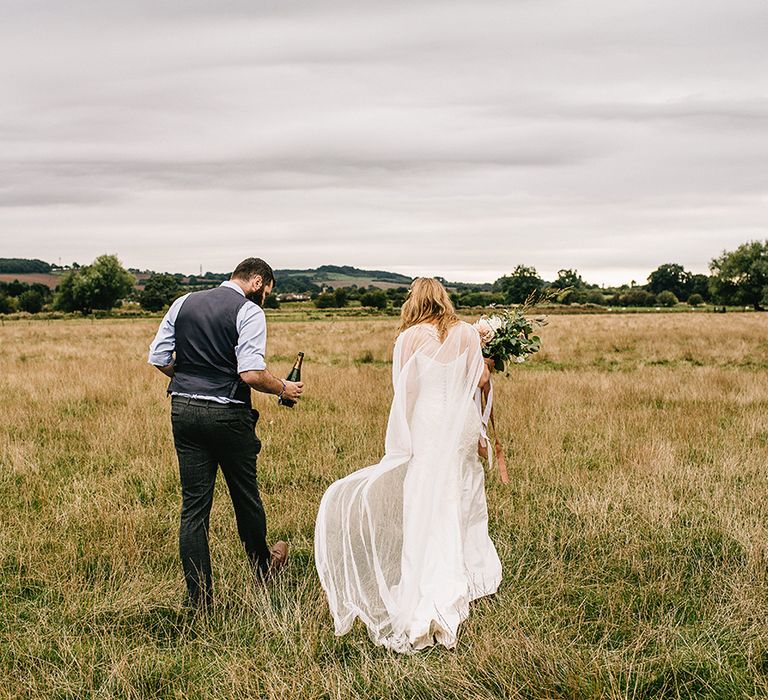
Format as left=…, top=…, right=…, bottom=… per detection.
left=314, top=277, right=502, bottom=654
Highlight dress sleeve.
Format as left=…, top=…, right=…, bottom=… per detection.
left=392, top=332, right=410, bottom=387
left=462, top=322, right=484, bottom=386
left=393, top=326, right=432, bottom=377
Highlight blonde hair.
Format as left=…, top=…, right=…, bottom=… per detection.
left=399, top=277, right=460, bottom=341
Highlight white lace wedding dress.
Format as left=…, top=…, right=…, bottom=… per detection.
left=314, top=321, right=502, bottom=654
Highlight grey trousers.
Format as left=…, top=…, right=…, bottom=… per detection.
left=170, top=396, right=269, bottom=607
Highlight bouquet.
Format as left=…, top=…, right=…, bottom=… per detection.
left=472, top=298, right=547, bottom=484
left=473, top=305, right=546, bottom=372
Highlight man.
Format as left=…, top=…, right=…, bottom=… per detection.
left=148, top=257, right=303, bottom=608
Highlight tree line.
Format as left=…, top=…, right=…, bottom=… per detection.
left=452, top=241, right=768, bottom=310
left=315, top=240, right=768, bottom=311
left=1, top=240, right=767, bottom=314
left=473, top=262, right=711, bottom=309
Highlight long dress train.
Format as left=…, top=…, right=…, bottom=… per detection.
left=314, top=321, right=502, bottom=654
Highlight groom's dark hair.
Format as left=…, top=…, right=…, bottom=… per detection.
left=231, top=258, right=275, bottom=286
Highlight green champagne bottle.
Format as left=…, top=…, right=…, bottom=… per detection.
left=279, top=352, right=304, bottom=408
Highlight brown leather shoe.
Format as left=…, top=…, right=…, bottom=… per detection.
left=267, top=540, right=288, bottom=578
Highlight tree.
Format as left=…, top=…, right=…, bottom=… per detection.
left=657, top=290, right=679, bottom=307
left=53, top=270, right=79, bottom=312
left=620, top=289, right=656, bottom=307
left=262, top=294, right=280, bottom=309
left=493, top=266, right=545, bottom=304
left=18, top=290, right=45, bottom=313
left=139, top=273, right=183, bottom=312
left=3, top=279, right=28, bottom=297
left=386, top=287, right=409, bottom=308
left=0, top=292, right=16, bottom=314
left=30, top=283, right=52, bottom=301
left=84, top=255, right=136, bottom=310
left=688, top=274, right=710, bottom=302
left=688, top=293, right=704, bottom=306
left=360, top=289, right=388, bottom=309
left=709, top=241, right=768, bottom=310
left=314, top=292, right=336, bottom=309
left=647, top=263, right=692, bottom=301
left=333, top=288, right=349, bottom=308
left=584, top=290, right=606, bottom=305
left=54, top=254, right=135, bottom=313
left=552, top=269, right=585, bottom=290
left=557, top=289, right=586, bottom=304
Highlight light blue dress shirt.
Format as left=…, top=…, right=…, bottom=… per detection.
left=147, top=281, right=267, bottom=403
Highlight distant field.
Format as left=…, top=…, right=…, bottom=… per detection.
left=0, top=272, right=61, bottom=287
left=1, top=313, right=767, bottom=699
left=311, top=277, right=409, bottom=289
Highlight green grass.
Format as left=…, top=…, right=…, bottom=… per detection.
left=0, top=313, right=767, bottom=698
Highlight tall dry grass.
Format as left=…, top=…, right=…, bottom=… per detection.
left=0, top=312, right=767, bottom=699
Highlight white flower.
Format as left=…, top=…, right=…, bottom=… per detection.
left=474, top=318, right=492, bottom=331
left=486, top=315, right=504, bottom=331
left=515, top=355, right=526, bottom=363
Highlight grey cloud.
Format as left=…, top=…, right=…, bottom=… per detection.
left=0, top=0, right=766, bottom=282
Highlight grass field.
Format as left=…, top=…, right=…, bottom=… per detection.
left=1, top=312, right=767, bottom=699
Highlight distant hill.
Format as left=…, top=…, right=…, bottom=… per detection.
left=0, top=259, right=486, bottom=294
left=0, top=258, right=51, bottom=274
left=275, top=265, right=413, bottom=292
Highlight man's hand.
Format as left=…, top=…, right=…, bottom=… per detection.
left=281, top=381, right=304, bottom=403
left=240, top=369, right=305, bottom=402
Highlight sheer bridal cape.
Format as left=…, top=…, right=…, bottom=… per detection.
left=314, top=321, right=502, bottom=654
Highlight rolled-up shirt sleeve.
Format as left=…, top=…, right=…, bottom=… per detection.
left=235, top=302, right=267, bottom=372
left=147, top=294, right=189, bottom=367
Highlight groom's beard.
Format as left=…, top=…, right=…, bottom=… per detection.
left=247, top=286, right=266, bottom=306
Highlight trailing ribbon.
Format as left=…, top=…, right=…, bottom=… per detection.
left=476, top=377, right=509, bottom=485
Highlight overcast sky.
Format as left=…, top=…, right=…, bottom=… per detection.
left=1, top=0, right=766, bottom=284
